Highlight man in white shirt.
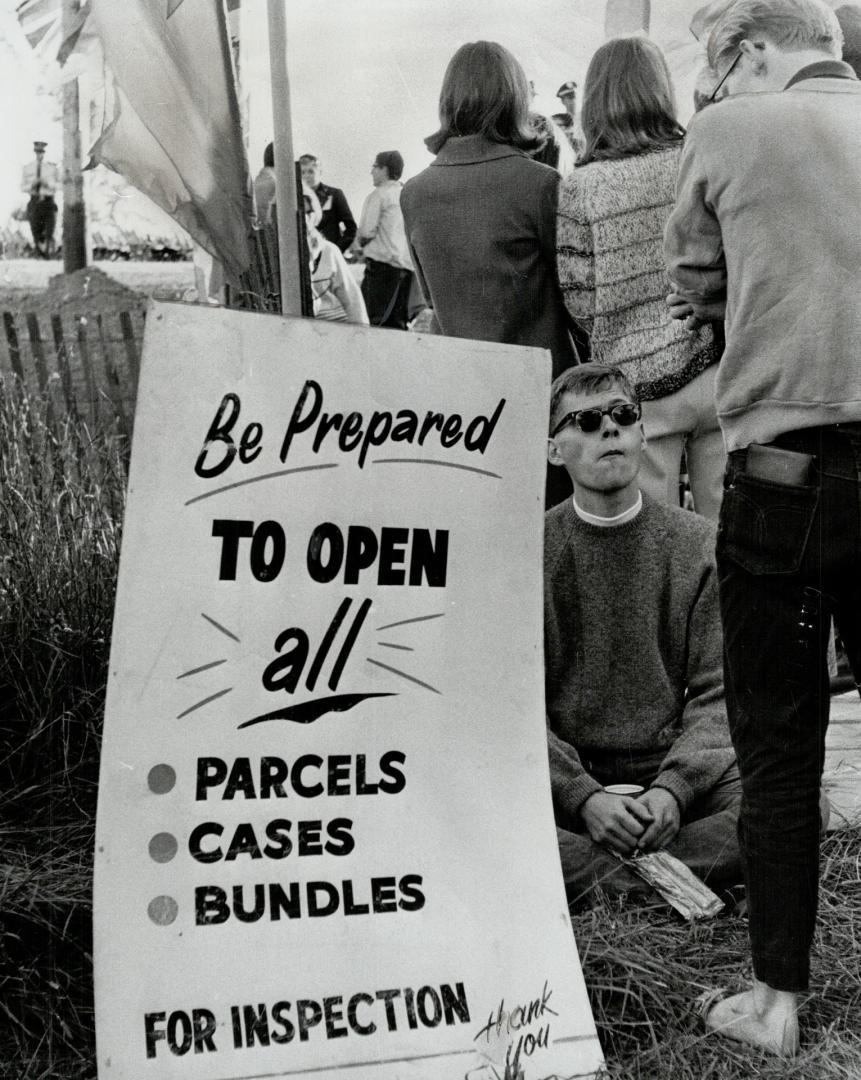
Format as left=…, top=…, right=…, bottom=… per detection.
left=21, top=140, right=59, bottom=257
left=356, top=151, right=414, bottom=329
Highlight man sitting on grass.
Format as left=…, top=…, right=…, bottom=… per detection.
left=545, top=363, right=742, bottom=901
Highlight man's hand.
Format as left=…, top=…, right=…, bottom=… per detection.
left=666, top=291, right=726, bottom=332
left=636, top=788, right=681, bottom=852
left=580, top=791, right=654, bottom=856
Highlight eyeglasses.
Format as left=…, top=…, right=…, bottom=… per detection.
left=550, top=401, right=641, bottom=437
left=709, top=50, right=741, bottom=102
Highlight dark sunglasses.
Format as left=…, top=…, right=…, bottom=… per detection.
left=551, top=401, right=641, bottom=437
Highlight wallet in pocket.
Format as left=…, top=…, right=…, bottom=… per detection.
left=746, top=443, right=814, bottom=486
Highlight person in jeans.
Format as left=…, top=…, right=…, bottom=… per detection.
left=664, top=0, right=861, bottom=1055
left=545, top=363, right=741, bottom=903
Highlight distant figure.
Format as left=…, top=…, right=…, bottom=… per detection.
left=299, top=154, right=357, bottom=253
left=302, top=189, right=368, bottom=325
left=253, top=141, right=277, bottom=225
left=21, top=140, right=59, bottom=257
left=355, top=151, right=414, bottom=330
left=552, top=80, right=584, bottom=155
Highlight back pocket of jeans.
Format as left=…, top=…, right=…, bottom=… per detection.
left=717, top=472, right=819, bottom=575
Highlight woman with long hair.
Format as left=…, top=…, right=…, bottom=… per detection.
left=557, top=37, right=724, bottom=519
left=401, top=40, right=579, bottom=377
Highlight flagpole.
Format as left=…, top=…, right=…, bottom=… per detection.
left=266, top=0, right=303, bottom=316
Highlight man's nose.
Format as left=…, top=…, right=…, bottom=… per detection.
left=600, top=413, right=621, bottom=435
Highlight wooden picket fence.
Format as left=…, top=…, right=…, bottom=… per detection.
left=0, top=307, right=144, bottom=460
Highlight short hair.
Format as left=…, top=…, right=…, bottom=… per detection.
left=373, top=150, right=404, bottom=180
left=299, top=153, right=318, bottom=166
left=579, top=37, right=684, bottom=166
left=263, top=142, right=274, bottom=168
left=708, top=0, right=843, bottom=71
left=425, top=40, right=544, bottom=156
left=549, top=363, right=638, bottom=432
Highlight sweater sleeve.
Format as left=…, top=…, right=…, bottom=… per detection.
left=651, top=552, right=735, bottom=812
left=663, top=125, right=727, bottom=314
left=556, top=176, right=595, bottom=336
left=547, top=723, right=603, bottom=824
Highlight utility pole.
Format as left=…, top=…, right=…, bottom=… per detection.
left=62, top=0, right=87, bottom=271
left=604, top=0, right=651, bottom=37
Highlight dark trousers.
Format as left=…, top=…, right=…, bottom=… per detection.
left=361, top=258, right=412, bottom=329
left=27, top=196, right=57, bottom=254
left=716, top=423, right=861, bottom=991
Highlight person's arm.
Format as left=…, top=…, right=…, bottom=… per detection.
left=664, top=127, right=727, bottom=324
left=556, top=174, right=596, bottom=337
left=356, top=189, right=381, bottom=248
left=333, top=189, right=357, bottom=251
left=650, top=550, right=736, bottom=814
left=548, top=726, right=651, bottom=855
left=330, top=247, right=369, bottom=325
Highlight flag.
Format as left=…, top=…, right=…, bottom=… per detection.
left=87, top=0, right=251, bottom=282
left=689, top=1, right=734, bottom=43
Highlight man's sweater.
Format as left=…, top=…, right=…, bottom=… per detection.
left=545, top=493, right=734, bottom=821
left=664, top=72, right=861, bottom=450
left=556, top=145, right=717, bottom=401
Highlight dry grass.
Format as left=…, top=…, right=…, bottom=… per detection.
left=1, top=380, right=859, bottom=1079
left=573, top=827, right=861, bottom=1077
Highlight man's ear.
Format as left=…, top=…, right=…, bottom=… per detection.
left=739, top=37, right=767, bottom=74
left=547, top=437, right=563, bottom=467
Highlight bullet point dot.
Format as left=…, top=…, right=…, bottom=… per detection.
left=148, top=895, right=179, bottom=925
left=148, top=764, right=176, bottom=794
left=148, top=832, right=178, bottom=863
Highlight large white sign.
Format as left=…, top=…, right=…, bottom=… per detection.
left=94, top=302, right=603, bottom=1080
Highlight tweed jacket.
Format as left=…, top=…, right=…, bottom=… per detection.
left=557, top=145, right=717, bottom=400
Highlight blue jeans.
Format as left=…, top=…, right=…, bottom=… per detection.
left=716, top=423, right=861, bottom=991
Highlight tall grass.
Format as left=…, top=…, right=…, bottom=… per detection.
left=0, top=376, right=125, bottom=1078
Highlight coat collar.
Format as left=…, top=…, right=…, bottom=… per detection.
left=432, top=133, right=529, bottom=166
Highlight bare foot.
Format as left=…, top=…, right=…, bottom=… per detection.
left=703, top=979, right=799, bottom=1056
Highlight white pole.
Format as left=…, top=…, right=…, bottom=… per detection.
left=266, top=0, right=302, bottom=315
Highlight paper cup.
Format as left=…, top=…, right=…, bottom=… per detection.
left=603, top=784, right=645, bottom=797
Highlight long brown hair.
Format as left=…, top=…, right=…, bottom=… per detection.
left=425, top=41, right=544, bottom=156
left=579, top=37, right=684, bottom=166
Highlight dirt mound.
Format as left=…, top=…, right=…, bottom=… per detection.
left=10, top=266, right=145, bottom=318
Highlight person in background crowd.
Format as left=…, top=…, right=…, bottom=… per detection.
left=552, top=80, right=584, bottom=155
left=21, top=140, right=59, bottom=258
left=664, top=0, right=861, bottom=1054
left=303, top=189, right=368, bottom=326
left=557, top=37, right=724, bottom=520
left=401, top=41, right=579, bottom=376
left=835, top=4, right=861, bottom=73
left=545, top=363, right=741, bottom=901
left=528, top=79, right=576, bottom=174
left=253, top=141, right=277, bottom=225
left=355, top=150, right=414, bottom=330
left=299, top=153, right=357, bottom=253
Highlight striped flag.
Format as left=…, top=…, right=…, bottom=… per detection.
left=87, top=0, right=251, bottom=282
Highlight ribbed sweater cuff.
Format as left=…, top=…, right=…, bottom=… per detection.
left=651, top=771, right=695, bottom=814
left=557, top=772, right=604, bottom=820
